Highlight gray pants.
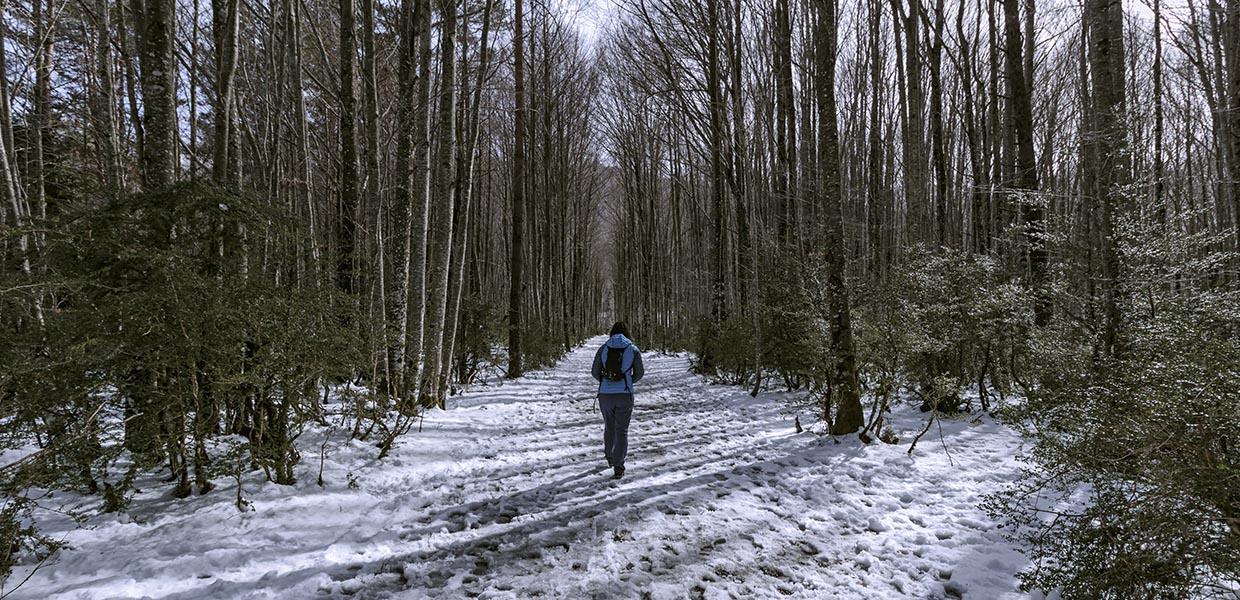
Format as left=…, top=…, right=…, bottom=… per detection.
left=599, top=393, right=634, bottom=468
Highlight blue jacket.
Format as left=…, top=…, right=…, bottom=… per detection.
left=591, top=334, right=645, bottom=395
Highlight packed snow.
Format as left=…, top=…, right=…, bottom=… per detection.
left=7, top=336, right=1036, bottom=599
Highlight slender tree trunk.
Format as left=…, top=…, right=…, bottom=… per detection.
left=212, top=0, right=239, bottom=183
left=814, top=0, right=864, bottom=435
left=895, top=0, right=927, bottom=248
left=289, top=0, right=318, bottom=286
left=424, top=0, right=458, bottom=406
left=508, top=0, right=527, bottom=378
left=867, top=0, right=885, bottom=273
left=405, top=0, right=434, bottom=397
left=338, top=0, right=358, bottom=295
left=925, top=0, right=949, bottom=246
left=1152, top=0, right=1165, bottom=218
left=773, top=0, right=796, bottom=245
left=93, top=0, right=122, bottom=192
left=120, top=0, right=144, bottom=170
left=31, top=0, right=55, bottom=220
left=1226, top=0, right=1240, bottom=248
left=0, top=0, right=30, bottom=294
left=704, top=0, right=727, bottom=369
left=360, top=0, right=386, bottom=383
left=390, top=0, right=415, bottom=400
left=442, top=0, right=494, bottom=396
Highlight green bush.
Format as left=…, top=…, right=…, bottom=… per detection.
left=451, top=292, right=506, bottom=387
left=987, top=219, right=1240, bottom=598
left=857, top=247, right=1035, bottom=413
left=758, top=250, right=833, bottom=391
left=1, top=182, right=360, bottom=502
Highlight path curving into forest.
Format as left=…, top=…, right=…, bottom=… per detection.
left=11, top=337, right=1032, bottom=600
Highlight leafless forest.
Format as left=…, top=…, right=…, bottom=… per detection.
left=2, top=0, right=1239, bottom=593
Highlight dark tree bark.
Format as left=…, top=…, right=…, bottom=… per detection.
left=508, top=0, right=527, bottom=378
left=893, top=0, right=927, bottom=247
left=1085, top=0, right=1130, bottom=355
left=137, top=0, right=178, bottom=189
left=338, top=0, right=358, bottom=295
left=1004, top=0, right=1047, bottom=323
left=1226, top=0, right=1240, bottom=247
left=707, top=0, right=727, bottom=352
left=212, top=0, right=239, bottom=183
left=773, top=0, right=797, bottom=245
left=814, top=0, right=864, bottom=434
left=924, top=0, right=949, bottom=246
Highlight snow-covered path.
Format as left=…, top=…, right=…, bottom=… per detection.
left=11, top=337, right=1032, bottom=600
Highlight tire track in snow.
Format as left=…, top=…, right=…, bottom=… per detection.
left=7, top=336, right=1029, bottom=600
left=316, top=338, right=1029, bottom=600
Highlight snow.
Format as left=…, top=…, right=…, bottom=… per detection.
left=7, top=336, right=1035, bottom=599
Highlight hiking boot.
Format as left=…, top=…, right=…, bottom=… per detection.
left=612, top=466, right=625, bottom=479
left=606, top=456, right=613, bottom=468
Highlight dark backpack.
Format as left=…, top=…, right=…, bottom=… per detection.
left=601, top=345, right=629, bottom=381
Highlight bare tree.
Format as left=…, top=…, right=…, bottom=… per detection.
left=508, top=0, right=527, bottom=378
left=813, top=0, right=864, bottom=434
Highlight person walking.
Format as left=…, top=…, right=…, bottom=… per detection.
left=591, top=322, right=645, bottom=479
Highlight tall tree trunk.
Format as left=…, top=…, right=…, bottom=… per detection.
left=338, top=0, right=358, bottom=295
left=925, top=0, right=949, bottom=246
left=1226, top=0, right=1240, bottom=248
left=704, top=0, right=727, bottom=369
left=212, top=0, right=239, bottom=183
left=1004, top=0, right=1047, bottom=323
left=814, top=0, right=864, bottom=435
left=391, top=0, right=414, bottom=399
left=894, top=0, right=927, bottom=248
left=93, top=0, right=122, bottom=192
left=119, top=0, right=144, bottom=171
left=1152, top=0, right=1165, bottom=218
left=137, top=0, right=178, bottom=189
left=773, top=0, right=796, bottom=245
left=958, top=0, right=986, bottom=255
left=442, top=0, right=494, bottom=396
left=1085, top=0, right=1129, bottom=355
left=866, top=0, right=885, bottom=273
left=360, top=0, right=386, bottom=382
left=31, top=0, right=55, bottom=220
left=424, top=0, right=458, bottom=406
left=508, top=0, right=526, bottom=378
left=0, top=0, right=31, bottom=301
left=390, top=0, right=433, bottom=402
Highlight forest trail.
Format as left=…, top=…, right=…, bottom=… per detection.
left=12, top=338, right=1032, bottom=600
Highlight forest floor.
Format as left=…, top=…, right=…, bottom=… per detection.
left=8, top=337, right=1040, bottom=600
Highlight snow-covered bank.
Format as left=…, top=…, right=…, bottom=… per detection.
left=8, top=337, right=1032, bottom=599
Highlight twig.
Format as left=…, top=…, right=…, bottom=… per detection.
left=907, top=408, right=936, bottom=456
left=935, top=413, right=955, bottom=467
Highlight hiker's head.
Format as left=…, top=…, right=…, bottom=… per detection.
left=609, top=321, right=629, bottom=338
